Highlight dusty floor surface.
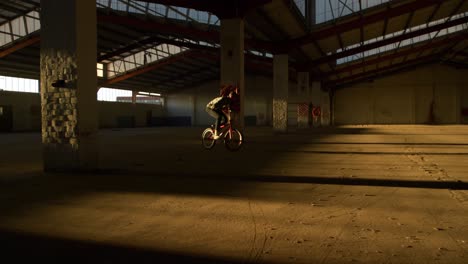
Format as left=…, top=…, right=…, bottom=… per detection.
left=0, top=125, right=467, bottom=263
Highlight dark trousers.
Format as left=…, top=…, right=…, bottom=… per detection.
left=206, top=107, right=227, bottom=131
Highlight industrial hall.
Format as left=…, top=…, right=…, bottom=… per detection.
left=0, top=0, right=467, bottom=263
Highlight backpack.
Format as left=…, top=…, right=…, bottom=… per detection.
left=207, top=97, right=223, bottom=109
left=207, top=97, right=230, bottom=110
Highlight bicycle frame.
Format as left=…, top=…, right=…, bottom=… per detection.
left=202, top=107, right=242, bottom=151
left=218, top=108, right=232, bottom=137
left=218, top=122, right=233, bottom=140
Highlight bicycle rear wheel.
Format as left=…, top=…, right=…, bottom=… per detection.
left=202, top=127, right=216, bottom=149
left=224, top=129, right=243, bottom=151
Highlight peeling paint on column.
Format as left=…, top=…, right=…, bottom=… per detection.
left=273, top=99, right=288, bottom=132
left=273, top=54, right=289, bottom=133
left=40, top=49, right=81, bottom=169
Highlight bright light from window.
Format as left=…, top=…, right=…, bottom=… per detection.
left=98, top=87, right=132, bottom=102
left=97, top=63, right=104, bottom=77
left=0, top=75, right=39, bottom=93
left=139, top=91, right=161, bottom=97
left=0, top=76, right=153, bottom=105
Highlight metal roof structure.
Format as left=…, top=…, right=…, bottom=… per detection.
left=0, top=0, right=467, bottom=94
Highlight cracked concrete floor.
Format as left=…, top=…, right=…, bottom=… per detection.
left=0, top=125, right=467, bottom=263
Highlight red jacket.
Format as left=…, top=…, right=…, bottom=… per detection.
left=230, top=93, right=240, bottom=113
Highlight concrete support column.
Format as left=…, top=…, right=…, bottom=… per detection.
left=297, top=72, right=310, bottom=96
left=40, top=0, right=98, bottom=172
left=311, top=81, right=331, bottom=127
left=220, top=18, right=244, bottom=130
left=191, top=95, right=197, bottom=126
left=132, top=90, right=137, bottom=104
left=273, top=54, right=289, bottom=133
left=297, top=72, right=310, bottom=128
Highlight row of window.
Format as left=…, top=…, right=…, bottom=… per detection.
left=0, top=75, right=161, bottom=105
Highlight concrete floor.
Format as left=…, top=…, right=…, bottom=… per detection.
left=0, top=125, right=467, bottom=263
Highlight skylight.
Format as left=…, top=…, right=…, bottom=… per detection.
left=337, top=12, right=468, bottom=65
left=292, top=0, right=391, bottom=25
left=96, top=0, right=221, bottom=26
left=316, top=0, right=390, bottom=24
left=0, top=10, right=39, bottom=47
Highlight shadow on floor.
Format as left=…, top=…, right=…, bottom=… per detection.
left=0, top=228, right=257, bottom=264
left=1, top=170, right=466, bottom=220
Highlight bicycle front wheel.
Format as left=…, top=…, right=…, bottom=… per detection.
left=224, top=129, right=243, bottom=151
left=202, top=127, right=216, bottom=149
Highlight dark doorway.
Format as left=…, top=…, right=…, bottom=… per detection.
left=117, top=116, right=135, bottom=128
left=146, top=110, right=152, bottom=127
left=0, top=105, right=13, bottom=132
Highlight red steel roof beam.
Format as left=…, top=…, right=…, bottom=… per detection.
left=97, top=14, right=274, bottom=52
left=136, top=0, right=272, bottom=18
left=101, top=50, right=200, bottom=86
left=98, top=36, right=163, bottom=62
left=0, top=35, right=40, bottom=58
left=98, top=14, right=219, bottom=43
left=101, top=49, right=294, bottom=86
left=132, top=0, right=214, bottom=12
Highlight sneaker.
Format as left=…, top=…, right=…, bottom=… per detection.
left=213, top=130, right=220, bottom=139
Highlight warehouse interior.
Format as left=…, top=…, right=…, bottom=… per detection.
left=0, top=0, right=468, bottom=263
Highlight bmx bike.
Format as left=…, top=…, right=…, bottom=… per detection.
left=201, top=121, right=243, bottom=151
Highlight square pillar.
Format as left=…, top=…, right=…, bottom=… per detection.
left=311, top=81, right=331, bottom=127
left=297, top=72, right=310, bottom=128
left=220, top=18, right=245, bottom=130
left=40, top=0, right=98, bottom=171
left=273, top=54, right=289, bottom=133
left=297, top=72, right=310, bottom=96
left=132, top=90, right=137, bottom=104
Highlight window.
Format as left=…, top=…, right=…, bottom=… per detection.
left=0, top=76, right=39, bottom=93
left=97, top=63, right=104, bottom=77
left=98, top=87, right=132, bottom=102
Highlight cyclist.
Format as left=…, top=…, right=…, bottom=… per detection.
left=206, top=85, right=235, bottom=139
